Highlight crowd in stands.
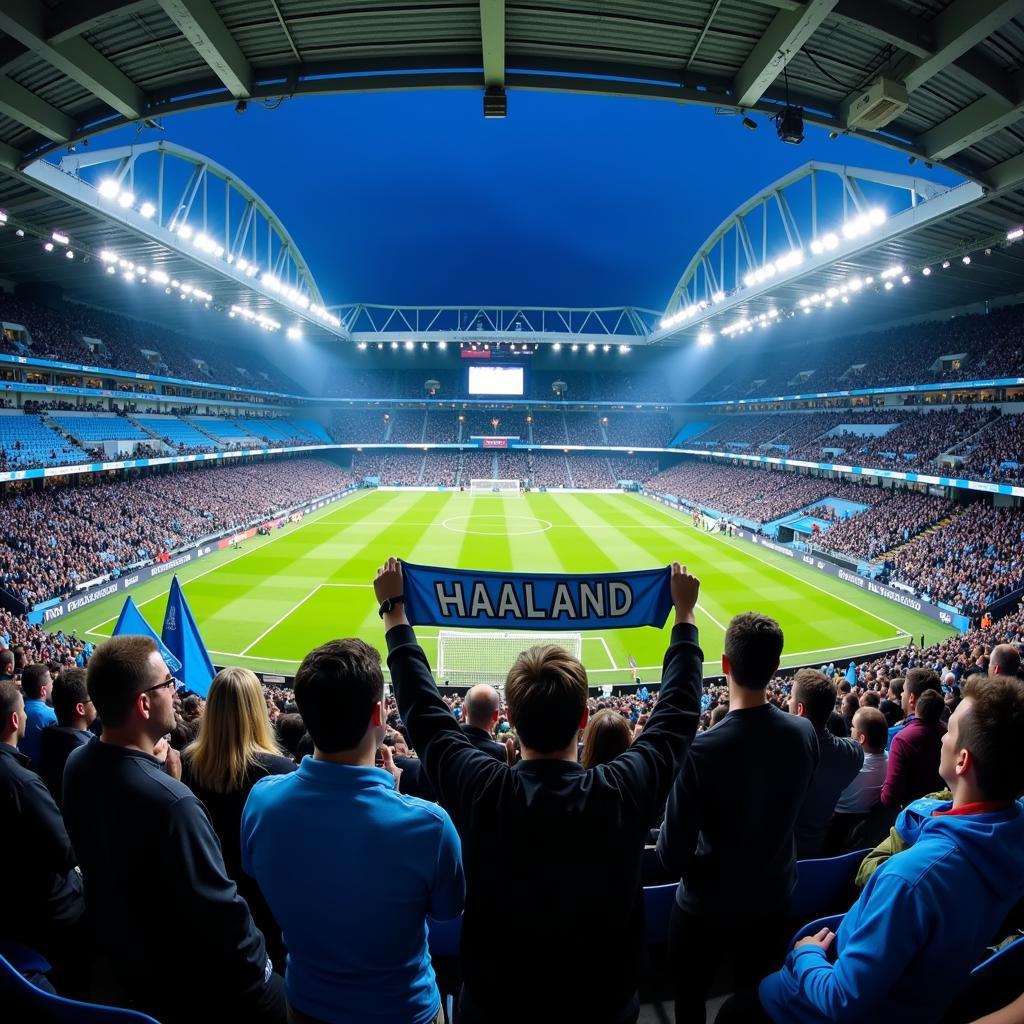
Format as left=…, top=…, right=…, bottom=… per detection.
left=0, top=458, right=355, bottom=608
left=0, top=294, right=298, bottom=392
left=955, top=412, right=1024, bottom=484
left=647, top=462, right=880, bottom=523
left=813, top=492, right=953, bottom=560
left=3, top=558, right=1023, bottom=1024
left=694, top=303, right=1024, bottom=400
left=888, top=505, right=1024, bottom=614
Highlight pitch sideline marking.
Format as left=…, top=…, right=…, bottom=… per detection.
left=633, top=495, right=913, bottom=638
left=239, top=585, right=325, bottom=656
left=83, top=488, right=375, bottom=635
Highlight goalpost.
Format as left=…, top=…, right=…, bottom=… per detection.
left=436, top=630, right=583, bottom=686
left=470, top=478, right=521, bottom=494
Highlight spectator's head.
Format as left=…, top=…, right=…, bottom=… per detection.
left=184, top=667, right=282, bottom=793
left=0, top=650, right=13, bottom=677
left=841, top=693, right=859, bottom=719
left=580, top=708, right=632, bottom=769
left=904, top=667, right=941, bottom=717
left=464, top=684, right=501, bottom=731
left=851, top=707, right=888, bottom=754
left=51, top=667, right=95, bottom=729
left=941, top=675, right=1024, bottom=801
left=790, top=668, right=836, bottom=731
left=86, top=635, right=176, bottom=741
left=989, top=644, right=1021, bottom=679
left=722, top=613, right=784, bottom=691
left=860, top=690, right=881, bottom=709
left=0, top=680, right=25, bottom=746
left=21, top=663, right=52, bottom=702
left=505, top=645, right=589, bottom=757
left=275, top=712, right=307, bottom=760
left=294, top=639, right=385, bottom=758
left=888, top=677, right=904, bottom=702
left=914, top=689, right=945, bottom=727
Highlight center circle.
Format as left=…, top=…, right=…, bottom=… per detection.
left=442, top=514, right=553, bottom=537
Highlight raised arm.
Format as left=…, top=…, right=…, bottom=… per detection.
left=374, top=558, right=505, bottom=819
left=602, top=563, right=704, bottom=820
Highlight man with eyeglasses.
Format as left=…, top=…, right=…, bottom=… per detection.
left=63, top=635, right=286, bottom=1024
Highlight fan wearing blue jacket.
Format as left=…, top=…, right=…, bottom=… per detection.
left=744, top=674, right=1024, bottom=1024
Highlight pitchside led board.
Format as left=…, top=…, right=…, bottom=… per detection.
left=401, top=561, right=673, bottom=630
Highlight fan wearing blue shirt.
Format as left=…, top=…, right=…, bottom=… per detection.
left=242, top=637, right=464, bottom=1024
left=18, top=663, right=56, bottom=764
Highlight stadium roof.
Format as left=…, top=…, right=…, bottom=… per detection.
left=3, top=1, right=1024, bottom=347
left=0, top=0, right=1023, bottom=187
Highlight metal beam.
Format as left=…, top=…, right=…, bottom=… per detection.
left=479, top=0, right=505, bottom=88
left=0, top=140, right=22, bottom=171
left=0, top=75, right=74, bottom=141
left=734, top=0, right=839, bottom=108
left=898, top=0, right=1024, bottom=93
left=982, top=151, right=1024, bottom=192
left=921, top=79, right=1024, bottom=161
left=158, top=0, right=252, bottom=99
left=0, top=0, right=144, bottom=119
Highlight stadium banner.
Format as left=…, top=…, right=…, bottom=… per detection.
left=644, top=493, right=972, bottom=632
left=31, top=485, right=358, bottom=626
left=400, top=561, right=673, bottom=630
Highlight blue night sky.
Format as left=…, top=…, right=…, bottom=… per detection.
left=93, top=89, right=961, bottom=312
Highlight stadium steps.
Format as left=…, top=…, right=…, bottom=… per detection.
left=868, top=512, right=961, bottom=564
left=417, top=454, right=426, bottom=484
left=565, top=455, right=574, bottom=487
left=599, top=418, right=609, bottom=444
left=383, top=417, right=394, bottom=442
left=127, top=415, right=170, bottom=446
left=455, top=452, right=464, bottom=487
left=941, top=414, right=1002, bottom=459
left=181, top=417, right=225, bottom=445
left=42, top=414, right=87, bottom=451
left=418, top=411, right=428, bottom=444
left=558, top=411, right=569, bottom=444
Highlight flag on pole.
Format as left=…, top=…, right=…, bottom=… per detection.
left=112, top=596, right=182, bottom=674
left=161, top=576, right=215, bottom=697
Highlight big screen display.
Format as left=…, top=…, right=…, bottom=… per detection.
left=468, top=364, right=524, bottom=396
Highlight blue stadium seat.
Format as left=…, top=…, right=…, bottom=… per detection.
left=0, top=952, right=162, bottom=1022
left=189, top=417, right=259, bottom=441
left=643, top=882, right=677, bottom=946
left=0, top=413, right=89, bottom=467
left=134, top=416, right=213, bottom=449
left=788, top=913, right=846, bottom=951
left=945, top=934, right=1024, bottom=1023
left=50, top=414, right=150, bottom=442
left=789, top=848, right=870, bottom=924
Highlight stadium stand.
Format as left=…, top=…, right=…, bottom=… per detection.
left=0, top=412, right=90, bottom=469
left=49, top=413, right=151, bottom=444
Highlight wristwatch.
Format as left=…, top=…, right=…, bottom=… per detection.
left=378, top=595, right=405, bottom=618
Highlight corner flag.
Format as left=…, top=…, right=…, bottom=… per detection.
left=161, top=576, right=215, bottom=697
left=112, top=595, right=182, bottom=675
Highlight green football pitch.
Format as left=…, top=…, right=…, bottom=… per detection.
left=48, top=489, right=954, bottom=683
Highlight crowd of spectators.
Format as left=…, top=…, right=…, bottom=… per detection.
left=694, top=303, right=1024, bottom=400
left=604, top=411, right=675, bottom=447
left=813, top=492, right=953, bottom=560
left=954, top=412, right=1024, bottom=484
left=0, top=294, right=298, bottom=392
left=0, top=458, right=355, bottom=608
left=888, top=505, right=1024, bottom=614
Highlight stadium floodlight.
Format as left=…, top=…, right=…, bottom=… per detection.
left=391, top=341, right=399, bottom=349
left=106, top=265, right=115, bottom=274
left=51, top=231, right=69, bottom=245
left=901, top=275, right=911, bottom=284
left=922, top=267, right=931, bottom=275
left=942, top=260, right=951, bottom=269
left=0, top=210, right=7, bottom=224
left=177, top=224, right=193, bottom=240
left=869, top=207, right=886, bottom=226
left=1008, top=227, right=1024, bottom=241
left=698, top=330, right=714, bottom=347
left=357, top=341, right=367, bottom=350
left=287, top=327, right=302, bottom=340
left=822, top=233, right=839, bottom=250
left=43, top=241, right=53, bottom=252
left=603, top=344, right=611, bottom=352
left=65, top=250, right=74, bottom=259
left=150, top=270, right=169, bottom=284
left=586, top=343, right=596, bottom=353
left=962, top=255, right=971, bottom=265
left=139, top=201, right=156, bottom=219
left=571, top=344, right=579, bottom=352
left=552, top=342, right=562, bottom=351
left=810, top=239, right=824, bottom=255
left=98, top=178, right=120, bottom=199
left=116, top=190, right=134, bottom=208
left=618, top=344, right=630, bottom=353
left=14, top=228, right=23, bottom=237
left=438, top=340, right=447, bottom=349
left=884, top=281, right=894, bottom=290
left=421, top=341, right=428, bottom=349
left=99, top=249, right=117, bottom=263
left=712, top=290, right=725, bottom=303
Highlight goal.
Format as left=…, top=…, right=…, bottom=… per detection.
left=436, top=630, right=583, bottom=686
left=470, top=478, right=520, bottom=494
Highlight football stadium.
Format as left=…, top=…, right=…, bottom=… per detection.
left=2, top=3, right=1024, bottom=1023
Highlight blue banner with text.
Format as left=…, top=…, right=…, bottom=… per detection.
left=401, top=561, right=672, bottom=630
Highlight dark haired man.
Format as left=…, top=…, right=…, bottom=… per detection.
left=461, top=683, right=508, bottom=761
left=18, top=662, right=56, bottom=765
left=744, top=676, right=1024, bottom=1024
left=374, top=557, right=704, bottom=1024
left=242, top=637, right=464, bottom=1024
left=62, top=635, right=285, bottom=1024
left=38, top=667, right=95, bottom=804
left=881, top=678, right=946, bottom=812
left=657, top=612, right=818, bottom=1023
left=791, top=669, right=864, bottom=858
left=989, top=643, right=1021, bottom=679
left=0, top=648, right=14, bottom=681
left=0, top=680, right=85, bottom=983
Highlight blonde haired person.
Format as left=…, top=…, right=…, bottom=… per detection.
left=182, top=667, right=296, bottom=967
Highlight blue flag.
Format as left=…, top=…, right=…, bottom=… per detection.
left=161, top=576, right=215, bottom=697
left=847, top=661, right=858, bottom=686
left=401, top=561, right=672, bottom=631
left=112, top=596, right=182, bottom=675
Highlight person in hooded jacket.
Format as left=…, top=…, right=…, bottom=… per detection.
left=720, top=674, right=1024, bottom=1024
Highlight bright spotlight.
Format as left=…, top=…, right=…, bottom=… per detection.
left=116, top=190, right=134, bottom=208
left=98, top=178, right=120, bottom=199
left=962, top=255, right=971, bottom=265
left=586, top=343, right=596, bottom=353
left=552, top=342, right=562, bottom=351
left=139, top=201, right=156, bottom=219
left=697, top=330, right=714, bottom=347
left=286, top=327, right=302, bottom=340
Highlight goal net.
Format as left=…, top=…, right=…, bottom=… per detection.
left=436, top=630, right=583, bottom=686
left=470, top=478, right=520, bottom=494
